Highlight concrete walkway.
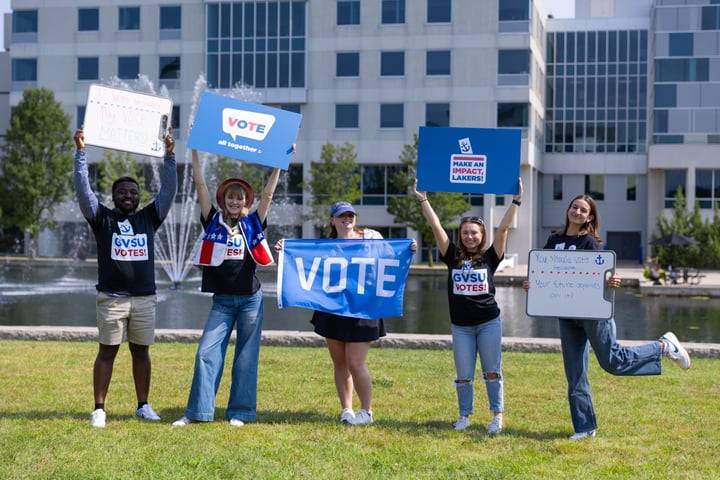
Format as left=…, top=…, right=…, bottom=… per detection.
left=1, top=326, right=718, bottom=358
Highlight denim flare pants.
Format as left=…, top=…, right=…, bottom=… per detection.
left=451, top=315, right=504, bottom=416
left=185, top=291, right=263, bottom=422
left=559, top=317, right=662, bottom=434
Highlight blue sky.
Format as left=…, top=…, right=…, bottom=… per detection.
left=0, top=0, right=575, bottom=51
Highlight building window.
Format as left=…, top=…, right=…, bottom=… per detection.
left=655, top=58, right=708, bottom=82
left=382, top=0, right=405, bottom=24
left=626, top=175, right=637, bottom=201
left=159, top=56, right=181, bottom=79
left=12, top=10, right=38, bottom=33
left=498, top=50, right=529, bottom=74
left=118, top=7, right=141, bottom=30
left=668, top=33, right=693, bottom=57
left=279, top=104, right=301, bottom=114
left=206, top=1, right=306, bottom=89
left=381, top=51, right=404, bottom=76
left=696, top=170, right=720, bottom=209
left=337, top=0, right=360, bottom=25
left=426, top=103, right=450, bottom=127
left=336, top=52, right=359, bottom=77
left=172, top=105, right=180, bottom=133
left=78, top=8, right=99, bottom=31
left=465, top=193, right=484, bottom=206
left=11, top=59, right=37, bottom=81
left=160, top=6, right=181, bottom=30
left=426, top=50, right=450, bottom=75
left=336, top=104, right=359, bottom=128
left=118, top=56, right=140, bottom=79
left=553, top=175, right=563, bottom=201
left=499, top=0, right=529, bottom=21
left=77, top=57, right=99, bottom=81
left=380, top=103, right=404, bottom=128
left=427, top=0, right=451, bottom=23
left=360, top=165, right=406, bottom=205
left=654, top=84, right=676, bottom=108
left=585, top=175, right=604, bottom=201
left=77, top=106, right=86, bottom=130
left=497, top=103, right=528, bottom=127
left=546, top=30, right=648, bottom=153
left=665, top=169, right=686, bottom=208
left=498, top=49, right=529, bottom=85
left=702, top=6, right=720, bottom=30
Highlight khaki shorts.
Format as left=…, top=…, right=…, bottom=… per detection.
left=96, top=293, right=157, bottom=346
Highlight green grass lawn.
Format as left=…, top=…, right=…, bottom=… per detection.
left=1, top=341, right=718, bottom=479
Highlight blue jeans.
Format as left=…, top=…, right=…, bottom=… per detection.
left=185, top=291, right=263, bottom=422
left=559, top=317, right=662, bottom=434
left=451, top=316, right=504, bottom=416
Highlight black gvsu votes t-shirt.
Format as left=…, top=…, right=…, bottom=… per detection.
left=439, top=242, right=503, bottom=326
left=199, top=206, right=265, bottom=295
left=543, top=233, right=599, bottom=251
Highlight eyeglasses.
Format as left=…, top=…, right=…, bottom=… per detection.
left=460, top=216, right=484, bottom=225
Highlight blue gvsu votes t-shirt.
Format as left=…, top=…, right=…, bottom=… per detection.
left=439, top=242, right=503, bottom=326
left=543, top=233, right=599, bottom=251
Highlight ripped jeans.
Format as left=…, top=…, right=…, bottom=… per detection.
left=451, top=316, right=504, bottom=416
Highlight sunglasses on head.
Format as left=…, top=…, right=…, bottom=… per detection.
left=460, top=216, right=484, bottom=225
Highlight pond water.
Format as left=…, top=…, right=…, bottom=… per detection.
left=1, top=263, right=720, bottom=343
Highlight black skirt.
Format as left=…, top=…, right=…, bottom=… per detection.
left=311, top=310, right=386, bottom=343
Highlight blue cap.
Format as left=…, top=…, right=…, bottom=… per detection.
left=330, top=201, right=356, bottom=217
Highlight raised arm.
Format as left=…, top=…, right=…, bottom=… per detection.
left=492, top=177, right=523, bottom=259
left=411, top=179, right=450, bottom=256
left=154, top=129, right=178, bottom=220
left=191, top=149, right=212, bottom=221
left=73, top=128, right=99, bottom=221
left=256, top=168, right=281, bottom=223
left=257, top=144, right=295, bottom=223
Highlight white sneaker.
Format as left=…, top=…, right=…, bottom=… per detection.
left=172, top=416, right=192, bottom=427
left=660, top=332, right=691, bottom=369
left=351, top=409, right=373, bottom=425
left=453, top=415, right=470, bottom=431
left=340, top=408, right=355, bottom=424
left=229, top=418, right=245, bottom=427
left=486, top=415, right=503, bottom=435
left=135, top=404, right=161, bottom=421
left=90, top=409, right=106, bottom=428
left=569, top=430, right=596, bottom=441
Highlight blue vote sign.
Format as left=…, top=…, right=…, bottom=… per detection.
left=417, top=127, right=521, bottom=194
left=187, top=91, right=302, bottom=169
left=278, top=239, right=414, bottom=320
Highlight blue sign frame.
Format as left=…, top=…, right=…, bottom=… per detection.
left=417, top=127, right=521, bottom=194
left=187, top=91, right=302, bottom=169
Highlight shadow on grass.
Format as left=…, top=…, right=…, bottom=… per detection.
left=0, top=411, right=135, bottom=421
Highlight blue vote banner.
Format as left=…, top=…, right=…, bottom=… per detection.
left=417, top=127, right=521, bottom=194
left=278, top=239, right=414, bottom=320
left=187, top=91, right=302, bottom=169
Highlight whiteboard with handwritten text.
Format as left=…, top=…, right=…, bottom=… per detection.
left=526, top=249, right=616, bottom=320
left=83, top=85, right=173, bottom=157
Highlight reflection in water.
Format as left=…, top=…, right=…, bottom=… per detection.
left=1, top=264, right=720, bottom=342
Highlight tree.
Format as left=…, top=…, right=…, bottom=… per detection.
left=307, top=143, right=361, bottom=233
left=96, top=150, right=152, bottom=205
left=0, top=88, right=74, bottom=256
left=213, top=156, right=270, bottom=201
left=387, top=135, right=469, bottom=266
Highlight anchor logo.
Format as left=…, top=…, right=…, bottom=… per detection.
left=595, top=255, right=605, bottom=265
left=150, top=141, right=163, bottom=152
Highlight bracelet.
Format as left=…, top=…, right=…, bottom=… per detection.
left=419, top=198, right=428, bottom=203
left=512, top=199, right=521, bottom=206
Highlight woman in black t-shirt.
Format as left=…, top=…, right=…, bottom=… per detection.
left=523, top=194, right=691, bottom=440
left=172, top=149, right=283, bottom=428
left=412, top=179, right=522, bottom=435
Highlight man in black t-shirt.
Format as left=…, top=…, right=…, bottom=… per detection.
left=74, top=127, right=177, bottom=428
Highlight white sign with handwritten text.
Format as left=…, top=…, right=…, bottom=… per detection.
left=83, top=84, right=173, bottom=157
left=526, top=249, right=616, bottom=320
